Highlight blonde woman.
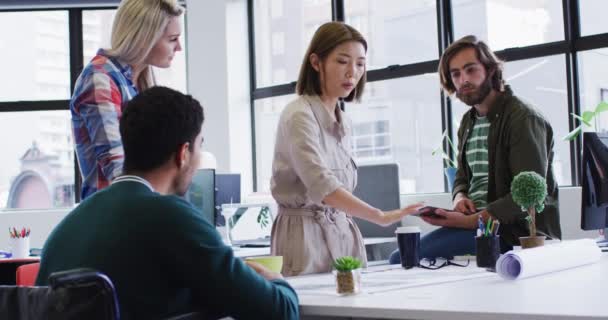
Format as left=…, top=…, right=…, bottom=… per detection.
left=270, top=22, right=423, bottom=276
left=72, top=0, right=183, bottom=199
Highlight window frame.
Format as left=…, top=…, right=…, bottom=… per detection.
left=247, top=0, right=607, bottom=192
left=0, top=1, right=187, bottom=205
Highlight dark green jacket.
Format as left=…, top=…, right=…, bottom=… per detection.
left=36, top=181, right=299, bottom=320
left=453, top=86, right=562, bottom=247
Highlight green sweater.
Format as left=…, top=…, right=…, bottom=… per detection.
left=36, top=181, right=299, bottom=320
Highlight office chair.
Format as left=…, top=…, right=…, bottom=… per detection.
left=15, top=262, right=40, bottom=286
left=0, top=268, right=120, bottom=320
left=2, top=267, right=208, bottom=320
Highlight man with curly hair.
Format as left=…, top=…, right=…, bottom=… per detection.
left=391, top=36, right=561, bottom=263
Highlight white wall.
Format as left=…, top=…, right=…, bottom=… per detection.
left=186, top=0, right=230, bottom=174
left=185, top=0, right=254, bottom=195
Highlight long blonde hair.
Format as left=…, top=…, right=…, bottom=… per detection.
left=106, top=0, right=184, bottom=91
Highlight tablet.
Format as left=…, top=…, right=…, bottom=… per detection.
left=411, top=206, right=448, bottom=219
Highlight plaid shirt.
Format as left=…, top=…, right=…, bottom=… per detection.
left=71, top=49, right=138, bottom=200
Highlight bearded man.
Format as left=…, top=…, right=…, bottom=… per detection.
left=390, top=35, right=561, bottom=262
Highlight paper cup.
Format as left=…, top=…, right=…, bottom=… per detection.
left=395, top=226, right=421, bottom=269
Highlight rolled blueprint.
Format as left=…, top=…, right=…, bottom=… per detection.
left=496, top=239, right=601, bottom=280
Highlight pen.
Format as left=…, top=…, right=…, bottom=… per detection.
left=485, top=218, right=492, bottom=236
left=492, top=221, right=501, bottom=236
left=478, top=216, right=484, bottom=235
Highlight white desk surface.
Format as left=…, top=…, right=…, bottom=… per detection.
left=232, top=237, right=395, bottom=258
left=290, top=255, right=608, bottom=320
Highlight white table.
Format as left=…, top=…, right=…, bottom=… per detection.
left=290, top=255, right=608, bottom=320
left=232, top=237, right=396, bottom=259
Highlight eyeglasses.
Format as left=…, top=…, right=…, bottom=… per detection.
left=417, top=258, right=470, bottom=270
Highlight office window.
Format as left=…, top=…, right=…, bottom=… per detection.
left=346, top=74, right=444, bottom=194
left=344, top=0, right=438, bottom=68
left=253, top=0, right=332, bottom=87
left=578, top=49, right=608, bottom=135
left=254, top=94, right=296, bottom=192
left=82, top=10, right=188, bottom=93
left=0, top=11, right=70, bottom=102
left=579, top=0, right=608, bottom=36
left=0, top=111, right=74, bottom=210
left=352, top=120, right=391, bottom=159
left=452, top=0, right=564, bottom=51
left=452, top=55, right=571, bottom=185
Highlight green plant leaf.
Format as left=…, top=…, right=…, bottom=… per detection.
left=511, top=171, right=547, bottom=213
left=595, top=101, right=608, bottom=113
left=563, top=125, right=583, bottom=141
left=570, top=113, right=592, bottom=127
left=582, top=111, right=595, bottom=124
left=432, top=129, right=458, bottom=168
left=431, top=147, right=442, bottom=156
left=333, top=256, right=362, bottom=272
left=257, top=207, right=271, bottom=228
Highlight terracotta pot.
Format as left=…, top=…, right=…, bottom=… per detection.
left=519, top=236, right=546, bottom=249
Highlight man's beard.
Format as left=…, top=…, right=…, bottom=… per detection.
left=456, top=76, right=492, bottom=106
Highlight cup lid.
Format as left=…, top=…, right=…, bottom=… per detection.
left=395, top=226, right=421, bottom=234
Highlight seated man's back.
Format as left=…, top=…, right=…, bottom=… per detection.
left=36, top=86, right=298, bottom=320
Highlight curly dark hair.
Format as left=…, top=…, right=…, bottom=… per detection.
left=120, top=86, right=204, bottom=173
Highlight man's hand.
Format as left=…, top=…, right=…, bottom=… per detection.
left=453, top=193, right=477, bottom=214
left=421, top=209, right=479, bottom=229
left=245, top=261, right=283, bottom=281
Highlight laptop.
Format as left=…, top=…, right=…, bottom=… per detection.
left=220, top=203, right=274, bottom=247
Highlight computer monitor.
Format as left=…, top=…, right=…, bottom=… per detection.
left=215, top=174, right=241, bottom=226
left=580, top=132, right=608, bottom=242
left=185, top=169, right=216, bottom=225
left=352, top=163, right=401, bottom=237
left=221, top=203, right=273, bottom=247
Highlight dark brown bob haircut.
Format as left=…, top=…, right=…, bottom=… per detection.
left=296, top=21, right=367, bottom=102
left=438, top=35, right=505, bottom=95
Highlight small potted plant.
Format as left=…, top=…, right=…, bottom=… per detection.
left=511, top=171, right=547, bottom=249
left=333, top=256, right=362, bottom=295
left=432, top=129, right=458, bottom=191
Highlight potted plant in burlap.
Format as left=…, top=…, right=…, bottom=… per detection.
left=333, top=256, right=362, bottom=295
left=511, top=171, right=547, bottom=249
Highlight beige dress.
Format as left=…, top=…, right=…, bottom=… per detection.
left=270, top=95, right=367, bottom=276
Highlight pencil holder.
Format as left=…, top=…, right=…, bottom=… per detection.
left=9, top=236, right=30, bottom=259
left=475, top=236, right=500, bottom=271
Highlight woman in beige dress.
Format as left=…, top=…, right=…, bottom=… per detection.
left=270, top=22, right=423, bottom=276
